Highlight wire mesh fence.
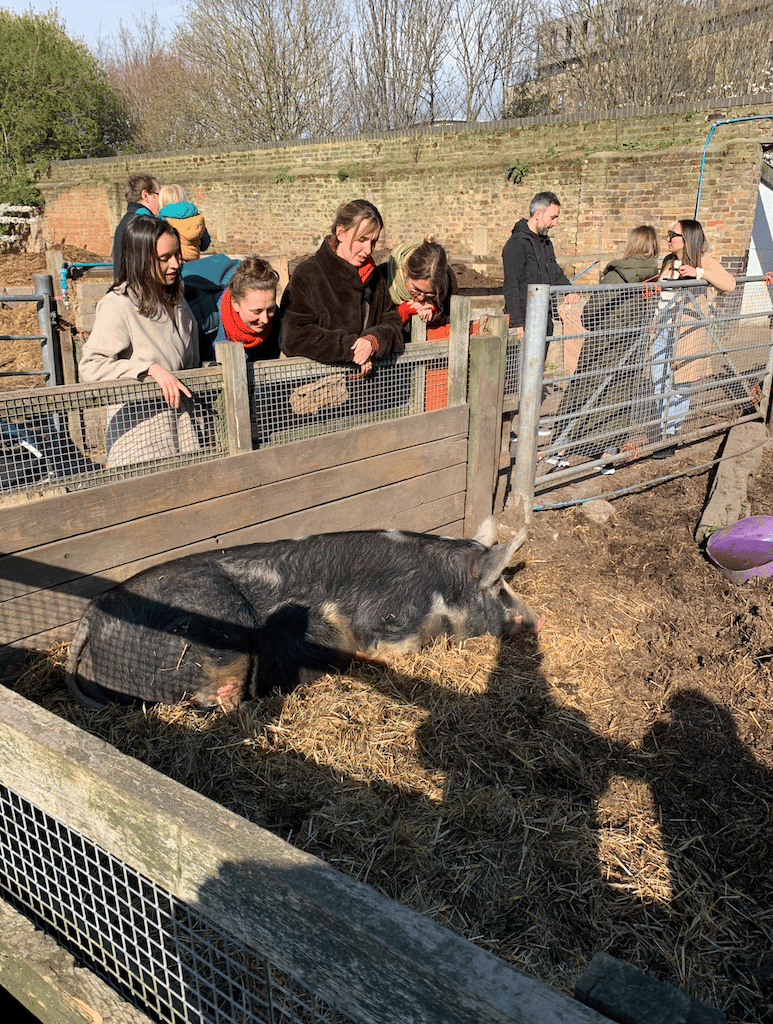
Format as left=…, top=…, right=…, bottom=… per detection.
left=0, top=782, right=359, bottom=1024
left=507, top=276, right=773, bottom=490
left=0, top=343, right=453, bottom=499
left=0, top=369, right=229, bottom=497
left=248, top=344, right=451, bottom=447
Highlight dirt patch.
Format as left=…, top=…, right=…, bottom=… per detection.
left=0, top=247, right=103, bottom=389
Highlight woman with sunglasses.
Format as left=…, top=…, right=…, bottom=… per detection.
left=652, top=219, right=735, bottom=453
left=384, top=239, right=458, bottom=340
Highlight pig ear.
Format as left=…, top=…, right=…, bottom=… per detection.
left=476, top=528, right=527, bottom=587
left=473, top=516, right=499, bottom=548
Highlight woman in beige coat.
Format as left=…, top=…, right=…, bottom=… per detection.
left=79, top=217, right=202, bottom=466
left=652, top=218, right=735, bottom=450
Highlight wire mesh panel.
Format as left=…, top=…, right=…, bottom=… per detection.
left=0, top=783, right=359, bottom=1024
left=0, top=369, right=229, bottom=498
left=248, top=344, right=450, bottom=448
left=511, top=277, right=773, bottom=487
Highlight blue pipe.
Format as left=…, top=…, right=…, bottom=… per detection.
left=695, top=114, right=773, bottom=220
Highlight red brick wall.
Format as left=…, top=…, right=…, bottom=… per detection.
left=36, top=97, right=773, bottom=274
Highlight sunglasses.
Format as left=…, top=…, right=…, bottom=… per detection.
left=667, top=230, right=684, bottom=241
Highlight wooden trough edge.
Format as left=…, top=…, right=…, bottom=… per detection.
left=0, top=684, right=614, bottom=1024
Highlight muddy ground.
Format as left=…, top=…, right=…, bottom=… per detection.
left=2, top=250, right=773, bottom=1023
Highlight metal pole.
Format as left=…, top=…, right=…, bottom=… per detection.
left=33, top=274, right=63, bottom=387
left=509, top=284, right=550, bottom=521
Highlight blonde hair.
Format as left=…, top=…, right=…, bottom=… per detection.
left=623, top=225, right=659, bottom=259
left=158, top=184, right=187, bottom=208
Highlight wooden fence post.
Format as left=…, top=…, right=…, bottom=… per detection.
left=448, top=294, right=470, bottom=407
left=214, top=342, right=253, bottom=455
left=464, top=315, right=506, bottom=536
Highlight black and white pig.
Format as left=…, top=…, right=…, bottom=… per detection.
left=66, top=517, right=544, bottom=710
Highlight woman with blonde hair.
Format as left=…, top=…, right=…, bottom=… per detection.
left=213, top=256, right=280, bottom=360
left=551, top=225, right=662, bottom=470
left=150, top=183, right=211, bottom=261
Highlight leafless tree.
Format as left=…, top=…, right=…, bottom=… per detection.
left=530, top=0, right=773, bottom=112
left=101, top=14, right=208, bottom=152
left=446, top=0, right=537, bottom=121
left=346, top=0, right=453, bottom=131
left=173, top=0, right=346, bottom=144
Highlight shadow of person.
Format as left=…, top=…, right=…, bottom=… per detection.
left=636, top=689, right=773, bottom=999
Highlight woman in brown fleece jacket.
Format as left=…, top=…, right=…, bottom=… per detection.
left=280, top=199, right=403, bottom=375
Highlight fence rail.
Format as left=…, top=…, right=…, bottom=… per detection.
left=0, top=663, right=612, bottom=1024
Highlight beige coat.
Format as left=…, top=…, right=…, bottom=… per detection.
left=79, top=288, right=199, bottom=384
left=657, top=255, right=735, bottom=386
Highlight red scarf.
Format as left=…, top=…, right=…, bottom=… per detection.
left=359, top=257, right=375, bottom=284
left=219, top=290, right=271, bottom=349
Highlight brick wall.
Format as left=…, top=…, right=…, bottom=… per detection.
left=36, top=96, right=773, bottom=275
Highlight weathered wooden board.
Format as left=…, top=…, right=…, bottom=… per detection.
left=0, top=406, right=469, bottom=650
left=0, top=406, right=468, bottom=553
left=0, top=467, right=466, bottom=646
left=0, top=895, right=153, bottom=1024
left=0, top=685, right=612, bottom=1024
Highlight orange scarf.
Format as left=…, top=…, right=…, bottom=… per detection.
left=219, top=289, right=271, bottom=348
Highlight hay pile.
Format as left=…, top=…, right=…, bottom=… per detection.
left=8, top=454, right=773, bottom=1023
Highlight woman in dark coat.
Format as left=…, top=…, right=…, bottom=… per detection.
left=280, top=199, right=403, bottom=375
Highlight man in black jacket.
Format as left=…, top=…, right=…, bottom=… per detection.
left=111, top=173, right=161, bottom=279
left=502, top=190, right=578, bottom=339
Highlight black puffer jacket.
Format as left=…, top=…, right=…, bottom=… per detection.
left=502, top=218, right=571, bottom=334
left=280, top=238, right=403, bottom=364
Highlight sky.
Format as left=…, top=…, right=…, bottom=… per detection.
left=1, top=0, right=182, bottom=51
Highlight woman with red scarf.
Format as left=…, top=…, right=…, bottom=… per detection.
left=215, top=257, right=281, bottom=360
left=280, top=199, right=403, bottom=375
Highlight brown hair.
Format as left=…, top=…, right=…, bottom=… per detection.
left=661, top=218, right=708, bottom=277
left=124, top=173, right=158, bottom=203
left=622, top=225, right=659, bottom=259
left=330, top=199, right=383, bottom=248
left=228, top=256, right=280, bottom=301
left=113, top=216, right=182, bottom=317
left=404, top=240, right=450, bottom=301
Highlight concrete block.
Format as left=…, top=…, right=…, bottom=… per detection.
left=695, top=422, right=769, bottom=541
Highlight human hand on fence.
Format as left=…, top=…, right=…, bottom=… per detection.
left=677, top=264, right=699, bottom=279
left=146, top=364, right=193, bottom=407
left=408, top=300, right=435, bottom=322
left=564, top=292, right=580, bottom=305
left=351, top=335, right=377, bottom=376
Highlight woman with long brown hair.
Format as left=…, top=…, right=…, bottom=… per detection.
left=651, top=218, right=735, bottom=453
left=79, top=216, right=202, bottom=466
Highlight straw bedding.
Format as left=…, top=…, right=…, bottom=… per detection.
left=5, top=247, right=770, bottom=1019
left=6, top=436, right=773, bottom=1024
